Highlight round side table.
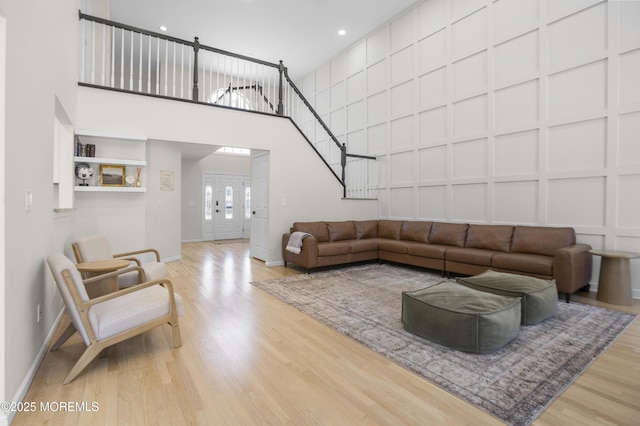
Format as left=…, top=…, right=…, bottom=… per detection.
left=589, top=249, right=640, bottom=306
left=76, top=259, right=130, bottom=298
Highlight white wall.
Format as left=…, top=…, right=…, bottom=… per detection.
left=0, top=0, right=80, bottom=420
left=0, top=8, right=6, bottom=415
left=73, top=134, right=148, bottom=258
left=74, top=192, right=146, bottom=252
left=76, top=87, right=377, bottom=264
left=146, top=140, right=182, bottom=261
left=181, top=159, right=202, bottom=242
left=298, top=0, right=640, bottom=298
left=181, top=153, right=251, bottom=242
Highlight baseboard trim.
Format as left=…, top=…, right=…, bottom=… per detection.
left=162, top=255, right=182, bottom=263
left=265, top=260, right=284, bottom=267
left=3, top=307, right=65, bottom=425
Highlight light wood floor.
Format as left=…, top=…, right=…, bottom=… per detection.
left=14, top=242, right=640, bottom=425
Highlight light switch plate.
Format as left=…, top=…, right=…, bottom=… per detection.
left=24, top=190, right=33, bottom=212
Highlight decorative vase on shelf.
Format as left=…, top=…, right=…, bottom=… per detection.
left=135, top=167, right=142, bottom=187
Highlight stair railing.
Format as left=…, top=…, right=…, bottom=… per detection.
left=79, top=11, right=377, bottom=199
left=279, top=65, right=377, bottom=198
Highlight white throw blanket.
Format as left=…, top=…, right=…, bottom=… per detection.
left=286, top=231, right=312, bottom=254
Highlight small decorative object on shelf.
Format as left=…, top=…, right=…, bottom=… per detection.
left=135, top=167, right=142, bottom=187
left=75, top=162, right=94, bottom=186
left=125, top=174, right=136, bottom=187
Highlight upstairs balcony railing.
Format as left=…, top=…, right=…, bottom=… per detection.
left=79, top=12, right=377, bottom=199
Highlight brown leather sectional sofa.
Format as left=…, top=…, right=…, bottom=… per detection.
left=282, top=220, right=593, bottom=302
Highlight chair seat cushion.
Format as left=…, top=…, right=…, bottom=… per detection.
left=118, top=262, right=168, bottom=288
left=89, top=285, right=184, bottom=340
left=401, top=281, right=521, bottom=354
left=142, top=261, right=168, bottom=281
left=456, top=270, right=557, bottom=325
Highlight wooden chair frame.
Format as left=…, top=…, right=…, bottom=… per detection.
left=50, top=264, right=181, bottom=384
left=72, top=240, right=161, bottom=266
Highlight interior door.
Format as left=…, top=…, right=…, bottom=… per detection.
left=250, top=152, right=269, bottom=260
left=214, top=174, right=249, bottom=240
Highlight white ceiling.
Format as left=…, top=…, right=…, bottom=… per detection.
left=109, top=0, right=418, bottom=80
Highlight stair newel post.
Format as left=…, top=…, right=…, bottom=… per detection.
left=192, top=37, right=200, bottom=101
left=277, top=60, right=284, bottom=116
left=341, top=143, right=347, bottom=198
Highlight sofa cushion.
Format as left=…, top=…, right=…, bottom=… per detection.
left=400, top=221, right=432, bottom=244
left=293, top=222, right=329, bottom=242
left=407, top=243, right=448, bottom=259
left=457, top=270, right=557, bottom=325
left=378, top=220, right=403, bottom=240
left=510, top=226, right=575, bottom=256
left=446, top=247, right=495, bottom=266
left=327, top=221, right=356, bottom=241
left=492, top=252, right=553, bottom=276
left=355, top=220, right=378, bottom=239
left=466, top=224, right=514, bottom=252
left=377, top=239, right=408, bottom=254
left=401, top=281, right=521, bottom=354
left=429, top=222, right=469, bottom=247
left=350, top=239, right=379, bottom=253
left=317, top=241, right=352, bottom=256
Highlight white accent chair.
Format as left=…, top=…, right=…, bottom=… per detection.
left=72, top=235, right=167, bottom=288
left=47, top=253, right=183, bottom=384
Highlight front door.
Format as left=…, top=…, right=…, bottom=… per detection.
left=214, top=174, right=249, bottom=240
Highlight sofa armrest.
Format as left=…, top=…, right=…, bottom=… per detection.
left=553, top=244, right=592, bottom=294
left=282, top=233, right=319, bottom=269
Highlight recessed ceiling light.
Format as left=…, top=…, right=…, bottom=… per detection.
left=160, top=25, right=168, bottom=32
left=338, top=29, right=346, bottom=36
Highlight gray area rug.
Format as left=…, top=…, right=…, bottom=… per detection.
left=251, top=263, right=637, bottom=426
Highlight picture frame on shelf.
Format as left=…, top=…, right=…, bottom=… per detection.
left=99, top=164, right=126, bottom=186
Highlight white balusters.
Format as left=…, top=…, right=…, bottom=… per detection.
left=119, top=27, right=124, bottom=89
left=138, top=32, right=142, bottom=91
left=90, top=21, right=95, bottom=84
left=129, top=30, right=134, bottom=90
left=101, top=24, right=106, bottom=86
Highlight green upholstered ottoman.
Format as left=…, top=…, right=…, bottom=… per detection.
left=457, top=270, right=557, bottom=325
left=401, top=281, right=521, bottom=354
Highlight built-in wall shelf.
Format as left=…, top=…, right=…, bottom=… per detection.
left=74, top=129, right=147, bottom=141
left=73, top=156, right=147, bottom=167
left=74, top=186, right=146, bottom=193
left=74, top=129, right=148, bottom=191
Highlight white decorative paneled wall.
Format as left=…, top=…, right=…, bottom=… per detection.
left=298, top=0, right=640, bottom=297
